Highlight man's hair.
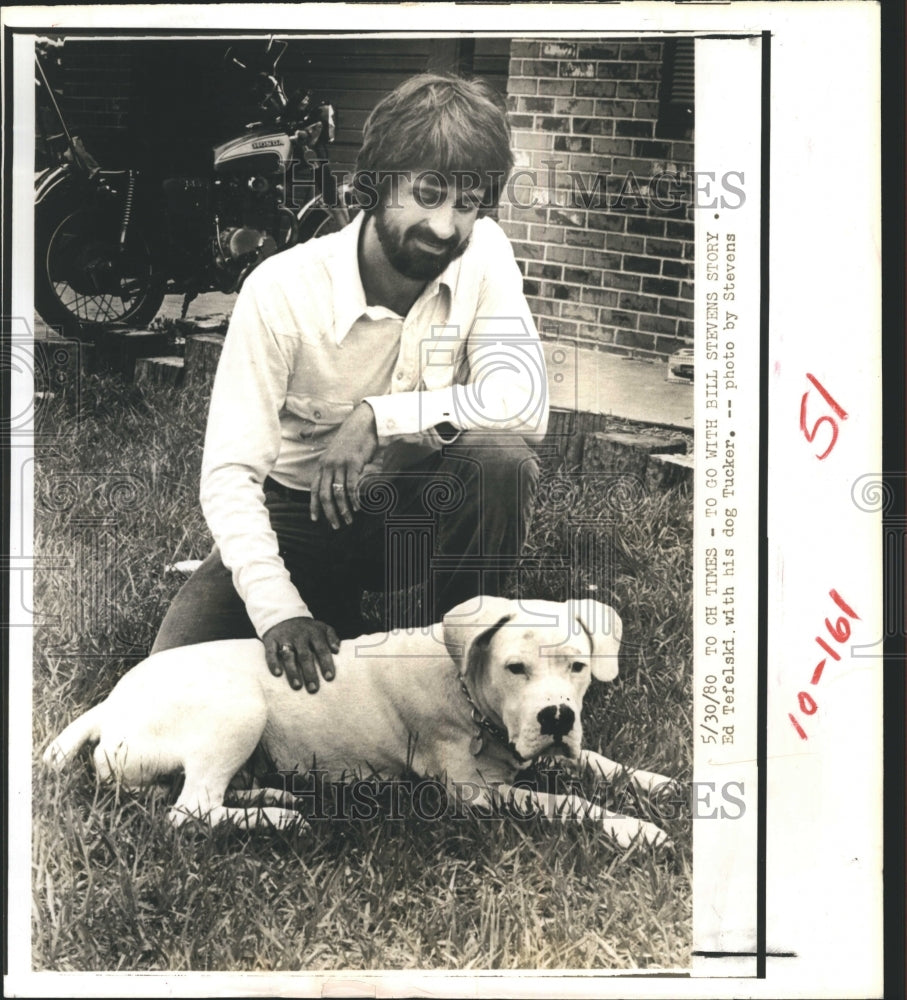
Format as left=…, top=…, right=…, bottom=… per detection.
left=353, top=73, right=514, bottom=213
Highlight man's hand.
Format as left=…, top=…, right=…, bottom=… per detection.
left=310, top=402, right=379, bottom=529
left=263, top=617, right=341, bottom=692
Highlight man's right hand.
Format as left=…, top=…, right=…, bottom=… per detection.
left=263, top=617, right=341, bottom=692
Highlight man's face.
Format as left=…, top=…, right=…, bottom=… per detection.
left=373, top=172, right=485, bottom=281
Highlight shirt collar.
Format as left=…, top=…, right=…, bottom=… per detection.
left=328, top=212, right=459, bottom=345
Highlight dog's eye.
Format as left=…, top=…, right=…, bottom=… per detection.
left=506, top=661, right=526, bottom=675
left=570, top=661, right=587, bottom=673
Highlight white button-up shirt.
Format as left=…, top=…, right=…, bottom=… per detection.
left=200, top=212, right=549, bottom=637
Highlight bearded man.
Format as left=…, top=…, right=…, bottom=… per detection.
left=152, top=73, right=549, bottom=693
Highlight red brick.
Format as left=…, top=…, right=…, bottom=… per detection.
left=643, top=314, right=678, bottom=336
left=530, top=224, right=566, bottom=243
left=546, top=319, right=580, bottom=338
left=659, top=298, right=693, bottom=319
left=606, top=233, right=645, bottom=253
left=576, top=79, right=617, bottom=98
left=617, top=81, right=659, bottom=100
left=565, top=229, right=605, bottom=249
left=621, top=254, right=661, bottom=275
left=581, top=287, right=620, bottom=307
left=594, top=99, right=636, bottom=118
left=512, top=130, right=554, bottom=151
left=546, top=245, right=585, bottom=265
left=595, top=61, right=638, bottom=80
left=520, top=96, right=556, bottom=114
left=661, top=260, right=693, bottom=278
left=543, top=281, right=581, bottom=301
left=577, top=42, right=620, bottom=60
left=526, top=296, right=558, bottom=317
left=538, top=78, right=575, bottom=96
left=615, top=329, right=656, bottom=351
left=584, top=206, right=627, bottom=234
left=601, top=309, right=639, bottom=329
left=666, top=220, right=694, bottom=240
left=560, top=303, right=599, bottom=322
left=571, top=117, right=609, bottom=136
left=541, top=41, right=578, bottom=58
left=636, top=63, right=663, bottom=81
left=584, top=249, right=622, bottom=270
left=626, top=216, right=666, bottom=236
left=524, top=60, right=560, bottom=76
left=619, top=291, right=660, bottom=314
left=615, top=119, right=654, bottom=138
left=548, top=206, right=586, bottom=228
left=512, top=241, right=545, bottom=261
left=501, top=221, right=529, bottom=241
left=509, top=77, right=538, bottom=95
left=654, top=335, right=692, bottom=355
left=635, top=100, right=661, bottom=120
left=559, top=61, right=596, bottom=79
left=511, top=40, right=542, bottom=58
left=613, top=156, right=662, bottom=177
left=645, top=237, right=684, bottom=258
left=591, top=137, right=634, bottom=157
left=554, top=96, right=595, bottom=115
left=603, top=272, right=641, bottom=292
left=562, top=266, right=601, bottom=286
left=643, top=276, right=680, bottom=297
left=527, top=261, right=563, bottom=279
left=539, top=116, right=571, bottom=133
left=620, top=42, right=663, bottom=61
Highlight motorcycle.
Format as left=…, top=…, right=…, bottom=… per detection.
left=34, top=38, right=354, bottom=339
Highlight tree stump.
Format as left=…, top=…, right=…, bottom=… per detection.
left=582, top=430, right=687, bottom=476
left=645, top=453, right=694, bottom=492
left=184, top=333, right=225, bottom=388
left=135, top=356, right=185, bottom=388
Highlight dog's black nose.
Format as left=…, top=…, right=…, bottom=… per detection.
left=537, top=704, right=575, bottom=738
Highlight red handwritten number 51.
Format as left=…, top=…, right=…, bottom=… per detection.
left=800, top=373, right=848, bottom=460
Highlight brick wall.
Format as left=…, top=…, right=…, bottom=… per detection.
left=498, top=37, right=695, bottom=361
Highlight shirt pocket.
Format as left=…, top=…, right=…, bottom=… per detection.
left=419, top=340, right=467, bottom=391
left=284, top=394, right=354, bottom=441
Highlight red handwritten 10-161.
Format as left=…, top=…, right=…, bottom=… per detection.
left=788, top=590, right=860, bottom=740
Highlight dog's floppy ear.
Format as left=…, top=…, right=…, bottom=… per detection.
left=442, top=596, right=515, bottom=676
left=570, top=598, right=622, bottom=682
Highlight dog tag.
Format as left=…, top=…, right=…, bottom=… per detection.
left=469, top=731, right=484, bottom=756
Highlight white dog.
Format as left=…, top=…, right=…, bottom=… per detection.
left=44, top=597, right=674, bottom=848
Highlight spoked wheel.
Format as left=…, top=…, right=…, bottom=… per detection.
left=35, top=205, right=165, bottom=340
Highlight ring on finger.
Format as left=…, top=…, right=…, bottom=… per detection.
left=278, top=643, right=295, bottom=655
left=332, top=482, right=345, bottom=493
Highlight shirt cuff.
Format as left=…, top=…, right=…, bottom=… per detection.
left=364, top=388, right=457, bottom=441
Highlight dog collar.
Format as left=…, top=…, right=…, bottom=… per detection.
left=458, top=677, right=522, bottom=761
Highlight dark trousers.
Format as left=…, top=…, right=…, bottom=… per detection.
left=151, top=434, right=539, bottom=652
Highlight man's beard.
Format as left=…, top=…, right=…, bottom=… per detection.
left=373, top=206, right=471, bottom=281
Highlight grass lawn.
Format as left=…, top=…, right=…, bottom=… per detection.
left=30, top=372, right=693, bottom=972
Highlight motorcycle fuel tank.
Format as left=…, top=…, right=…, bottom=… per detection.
left=213, top=128, right=294, bottom=176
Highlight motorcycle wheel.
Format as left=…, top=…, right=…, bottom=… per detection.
left=35, top=203, right=166, bottom=340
